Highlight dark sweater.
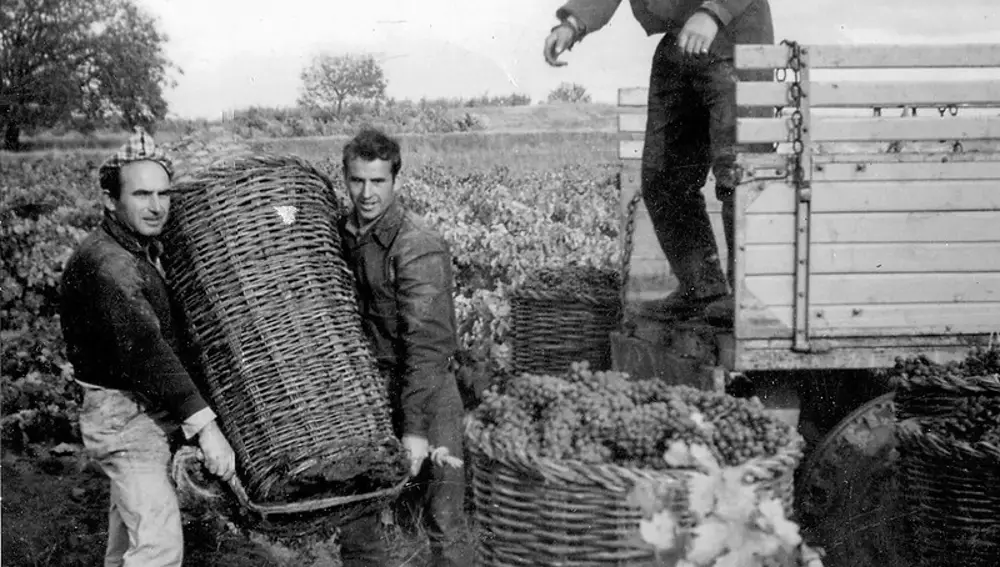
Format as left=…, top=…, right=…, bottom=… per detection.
left=60, top=214, right=209, bottom=423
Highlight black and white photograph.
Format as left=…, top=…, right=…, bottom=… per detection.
left=2, top=1, right=999, bottom=566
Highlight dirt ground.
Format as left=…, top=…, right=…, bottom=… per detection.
left=1, top=445, right=440, bottom=567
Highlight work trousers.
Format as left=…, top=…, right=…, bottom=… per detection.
left=642, top=33, right=775, bottom=296
left=79, top=383, right=184, bottom=567
left=338, top=382, right=470, bottom=567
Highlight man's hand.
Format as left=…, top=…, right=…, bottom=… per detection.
left=198, top=420, right=236, bottom=482
left=543, top=24, right=577, bottom=67
left=677, top=11, right=720, bottom=56
left=402, top=434, right=430, bottom=476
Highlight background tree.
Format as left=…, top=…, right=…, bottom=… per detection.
left=0, top=0, right=178, bottom=150
left=547, top=82, right=592, bottom=104
left=298, top=53, right=387, bottom=117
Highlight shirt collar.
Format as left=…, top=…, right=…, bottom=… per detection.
left=344, top=200, right=405, bottom=248
left=101, top=212, right=164, bottom=261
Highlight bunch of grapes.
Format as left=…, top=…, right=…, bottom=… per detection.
left=472, top=362, right=796, bottom=469
left=888, top=345, right=1000, bottom=446
left=889, top=345, right=1000, bottom=382
left=921, top=395, right=1000, bottom=443
left=982, top=423, right=1000, bottom=446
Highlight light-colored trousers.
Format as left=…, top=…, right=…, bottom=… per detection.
left=78, top=383, right=183, bottom=567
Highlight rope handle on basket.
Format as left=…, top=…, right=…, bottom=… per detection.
left=224, top=471, right=411, bottom=519
left=176, top=447, right=411, bottom=520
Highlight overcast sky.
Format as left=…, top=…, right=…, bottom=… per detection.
left=135, top=0, right=1000, bottom=119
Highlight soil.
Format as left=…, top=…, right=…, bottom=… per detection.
left=1, top=445, right=435, bottom=567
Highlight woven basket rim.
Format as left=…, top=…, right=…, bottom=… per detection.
left=464, top=413, right=805, bottom=488
left=897, top=419, right=1000, bottom=461
left=894, top=372, right=1000, bottom=396
left=170, top=152, right=335, bottom=192
left=511, top=287, right=622, bottom=306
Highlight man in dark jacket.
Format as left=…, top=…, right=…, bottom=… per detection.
left=544, top=0, right=775, bottom=325
left=60, top=128, right=235, bottom=567
left=336, top=128, right=469, bottom=567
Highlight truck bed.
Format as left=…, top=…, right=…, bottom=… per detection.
left=615, top=43, right=1000, bottom=374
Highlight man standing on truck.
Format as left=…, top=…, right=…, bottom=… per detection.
left=336, top=128, right=470, bottom=567
left=60, top=127, right=236, bottom=567
left=543, top=0, right=775, bottom=325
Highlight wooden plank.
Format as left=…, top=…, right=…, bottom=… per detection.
left=734, top=334, right=995, bottom=371
left=813, top=160, right=1000, bottom=182
left=619, top=87, right=648, bottom=107
left=744, top=242, right=1000, bottom=275
left=747, top=180, right=1000, bottom=214
left=624, top=139, right=794, bottom=159
left=814, top=152, right=1000, bottom=164
left=737, top=80, right=1000, bottom=108
left=738, top=116, right=1000, bottom=144
left=770, top=303, right=1000, bottom=337
left=745, top=211, right=1000, bottom=244
left=620, top=139, right=643, bottom=160
left=735, top=44, right=1000, bottom=70
left=745, top=273, right=1000, bottom=306
left=618, top=113, right=647, bottom=134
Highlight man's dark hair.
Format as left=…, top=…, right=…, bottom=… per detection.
left=99, top=168, right=122, bottom=199
left=342, top=128, right=402, bottom=178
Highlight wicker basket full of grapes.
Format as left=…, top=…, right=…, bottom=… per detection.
left=465, top=363, right=807, bottom=567
left=887, top=345, right=1000, bottom=567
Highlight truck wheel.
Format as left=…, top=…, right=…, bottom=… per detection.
left=794, top=392, right=912, bottom=567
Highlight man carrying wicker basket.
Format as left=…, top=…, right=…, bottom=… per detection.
left=59, top=128, right=237, bottom=567
left=336, top=129, right=470, bottom=567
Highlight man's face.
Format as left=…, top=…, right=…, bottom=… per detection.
left=104, top=160, right=172, bottom=237
left=345, top=158, right=397, bottom=224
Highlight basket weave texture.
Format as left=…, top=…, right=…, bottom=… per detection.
left=511, top=266, right=622, bottom=376
left=160, top=154, right=408, bottom=504
left=465, top=414, right=802, bottom=566
left=893, top=371, right=1000, bottom=567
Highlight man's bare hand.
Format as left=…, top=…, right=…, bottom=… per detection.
left=402, top=434, right=430, bottom=476
left=544, top=24, right=576, bottom=67
left=677, top=11, right=720, bottom=56
left=198, top=420, right=236, bottom=482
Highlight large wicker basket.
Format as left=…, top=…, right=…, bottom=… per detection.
left=160, top=154, right=409, bottom=511
left=892, top=370, right=1000, bottom=567
left=896, top=423, right=1000, bottom=567
left=511, top=266, right=622, bottom=375
left=465, top=413, right=803, bottom=566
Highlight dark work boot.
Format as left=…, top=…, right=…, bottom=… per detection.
left=641, top=285, right=726, bottom=321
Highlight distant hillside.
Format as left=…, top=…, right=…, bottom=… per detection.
left=445, top=103, right=619, bottom=132
left=9, top=102, right=621, bottom=153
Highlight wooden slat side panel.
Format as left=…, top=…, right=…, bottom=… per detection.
left=737, top=81, right=1000, bottom=107
left=627, top=139, right=794, bottom=158
left=747, top=180, right=1000, bottom=214
left=735, top=44, right=1000, bottom=70
left=745, top=273, right=1000, bottom=306
left=744, top=212, right=1000, bottom=244
left=813, top=160, right=1000, bottom=182
left=744, top=242, right=1000, bottom=275
left=619, top=113, right=647, bottom=134
left=620, top=140, right=643, bottom=160
left=619, top=87, right=648, bottom=107
left=769, top=303, right=1000, bottom=337
left=739, top=116, right=1000, bottom=144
